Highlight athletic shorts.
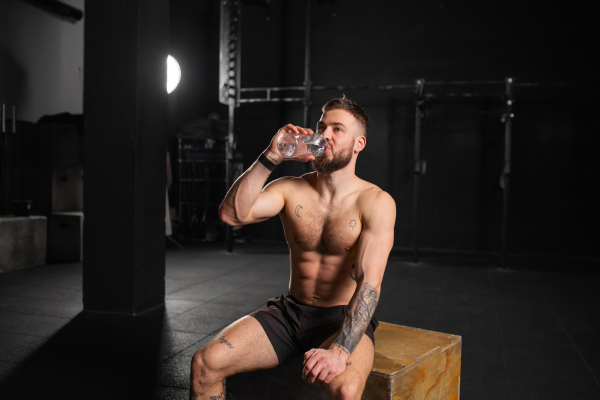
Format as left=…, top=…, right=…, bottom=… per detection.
left=250, top=293, right=378, bottom=365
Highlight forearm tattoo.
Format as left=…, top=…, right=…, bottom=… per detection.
left=210, top=392, right=225, bottom=400
left=333, top=282, right=379, bottom=356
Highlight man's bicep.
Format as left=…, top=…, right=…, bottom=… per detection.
left=245, top=178, right=288, bottom=223
left=247, top=190, right=285, bottom=222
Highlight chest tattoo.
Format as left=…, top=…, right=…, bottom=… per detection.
left=295, top=205, right=303, bottom=217
left=349, top=218, right=357, bottom=229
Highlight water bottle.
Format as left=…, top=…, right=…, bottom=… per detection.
left=277, top=132, right=328, bottom=158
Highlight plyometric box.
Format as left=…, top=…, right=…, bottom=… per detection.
left=226, top=322, right=461, bottom=400
left=0, top=216, right=47, bottom=273
left=364, top=322, right=462, bottom=400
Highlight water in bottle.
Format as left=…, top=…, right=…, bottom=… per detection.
left=277, top=132, right=328, bottom=158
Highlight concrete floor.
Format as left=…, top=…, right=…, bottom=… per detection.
left=0, top=242, right=599, bottom=399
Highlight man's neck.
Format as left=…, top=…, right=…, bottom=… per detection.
left=314, top=162, right=358, bottom=203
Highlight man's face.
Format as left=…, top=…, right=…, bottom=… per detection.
left=311, top=109, right=358, bottom=174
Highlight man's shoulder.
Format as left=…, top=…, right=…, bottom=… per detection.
left=356, top=179, right=394, bottom=202
left=356, top=181, right=396, bottom=215
left=264, top=172, right=314, bottom=192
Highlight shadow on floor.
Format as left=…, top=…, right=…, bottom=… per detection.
left=0, top=308, right=168, bottom=400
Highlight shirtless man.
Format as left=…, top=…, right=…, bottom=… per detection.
left=190, top=96, right=396, bottom=400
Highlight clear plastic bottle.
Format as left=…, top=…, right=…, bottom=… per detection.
left=277, top=132, right=328, bottom=158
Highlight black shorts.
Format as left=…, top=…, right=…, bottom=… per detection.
left=250, top=293, right=378, bottom=365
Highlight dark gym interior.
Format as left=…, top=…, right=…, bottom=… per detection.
left=1, top=0, right=598, bottom=399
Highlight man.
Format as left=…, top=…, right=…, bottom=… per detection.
left=190, top=96, right=396, bottom=400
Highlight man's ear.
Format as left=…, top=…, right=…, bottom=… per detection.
left=354, top=136, right=366, bottom=153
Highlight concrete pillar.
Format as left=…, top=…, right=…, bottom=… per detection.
left=83, top=0, right=169, bottom=314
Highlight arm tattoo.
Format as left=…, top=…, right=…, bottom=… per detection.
left=218, top=336, right=234, bottom=349
left=190, top=391, right=204, bottom=399
left=210, top=392, right=225, bottom=400
left=333, top=281, right=379, bottom=356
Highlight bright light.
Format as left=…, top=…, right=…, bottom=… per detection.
left=167, top=55, right=181, bottom=94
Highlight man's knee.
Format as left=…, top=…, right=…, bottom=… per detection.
left=190, top=347, right=224, bottom=386
left=329, top=380, right=363, bottom=400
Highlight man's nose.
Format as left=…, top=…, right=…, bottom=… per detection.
left=321, top=127, right=333, bottom=139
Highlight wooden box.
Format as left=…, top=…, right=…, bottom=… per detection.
left=0, top=216, right=47, bottom=273
left=363, top=322, right=462, bottom=400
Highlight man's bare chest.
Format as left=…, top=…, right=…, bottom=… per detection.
left=282, top=200, right=362, bottom=255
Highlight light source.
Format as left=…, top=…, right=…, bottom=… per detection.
left=167, top=55, right=181, bottom=94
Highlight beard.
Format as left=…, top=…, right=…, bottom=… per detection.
left=311, top=141, right=354, bottom=174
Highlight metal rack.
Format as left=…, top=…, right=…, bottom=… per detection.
left=177, top=136, right=241, bottom=241
left=218, top=1, right=576, bottom=268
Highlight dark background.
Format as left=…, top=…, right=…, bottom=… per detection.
left=2, top=0, right=599, bottom=261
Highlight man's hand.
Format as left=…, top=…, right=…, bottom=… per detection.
left=264, top=124, right=316, bottom=165
left=302, top=346, right=348, bottom=384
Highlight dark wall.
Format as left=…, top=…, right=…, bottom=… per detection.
left=170, top=0, right=598, bottom=258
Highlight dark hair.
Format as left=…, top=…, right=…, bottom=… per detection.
left=321, top=95, right=369, bottom=136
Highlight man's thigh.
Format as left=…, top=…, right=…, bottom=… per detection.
left=198, top=315, right=279, bottom=376
left=317, top=333, right=375, bottom=398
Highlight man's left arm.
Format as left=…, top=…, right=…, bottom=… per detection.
left=303, top=191, right=396, bottom=384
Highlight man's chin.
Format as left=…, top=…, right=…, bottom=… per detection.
left=311, top=153, right=352, bottom=174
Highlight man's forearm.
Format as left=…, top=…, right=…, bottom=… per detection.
left=332, top=280, right=380, bottom=356
left=219, top=151, right=278, bottom=224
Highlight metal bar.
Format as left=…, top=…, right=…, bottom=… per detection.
left=423, top=93, right=506, bottom=98
left=226, top=98, right=235, bottom=252
left=303, top=0, right=313, bottom=174
left=424, top=80, right=505, bottom=86
left=178, top=137, right=183, bottom=222
left=239, top=97, right=305, bottom=103
left=313, top=84, right=417, bottom=91
left=238, top=81, right=582, bottom=94
left=501, top=77, right=514, bottom=269
left=514, top=82, right=584, bottom=87
left=12, top=106, right=16, bottom=133
left=240, top=86, right=305, bottom=92
left=303, top=0, right=312, bottom=129
left=413, top=79, right=425, bottom=264
left=236, top=2, right=242, bottom=108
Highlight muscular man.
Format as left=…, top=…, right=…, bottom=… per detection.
left=190, top=96, right=396, bottom=400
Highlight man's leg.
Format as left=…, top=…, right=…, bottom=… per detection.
left=316, top=333, right=375, bottom=400
left=190, top=316, right=278, bottom=400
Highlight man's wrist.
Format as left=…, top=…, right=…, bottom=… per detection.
left=257, top=150, right=282, bottom=171
left=258, top=153, right=276, bottom=171
left=263, top=149, right=282, bottom=165
left=329, top=343, right=350, bottom=362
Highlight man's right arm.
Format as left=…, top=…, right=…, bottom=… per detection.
left=218, top=149, right=284, bottom=226
left=218, top=124, right=315, bottom=226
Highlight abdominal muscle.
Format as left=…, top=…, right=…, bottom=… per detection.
left=288, top=250, right=357, bottom=308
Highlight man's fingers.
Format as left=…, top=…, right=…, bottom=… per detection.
left=307, top=359, right=324, bottom=384
left=281, top=123, right=299, bottom=134
left=302, top=350, right=317, bottom=380
left=303, top=349, right=317, bottom=365
left=317, top=368, right=329, bottom=383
